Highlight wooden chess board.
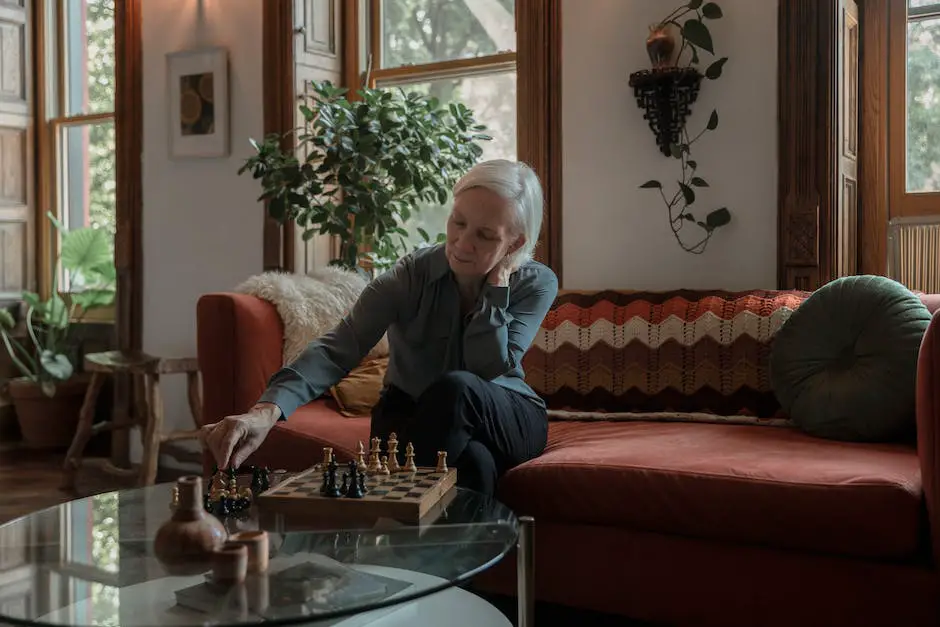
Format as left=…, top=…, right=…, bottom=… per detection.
left=255, top=465, right=458, bottom=523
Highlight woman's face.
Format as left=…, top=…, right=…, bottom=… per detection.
left=445, top=187, right=523, bottom=279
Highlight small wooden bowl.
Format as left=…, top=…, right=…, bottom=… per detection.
left=212, top=542, right=248, bottom=583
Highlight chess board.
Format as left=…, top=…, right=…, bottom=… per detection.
left=255, top=465, right=458, bottom=524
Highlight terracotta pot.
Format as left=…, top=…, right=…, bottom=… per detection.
left=154, top=476, right=228, bottom=575
left=647, top=24, right=677, bottom=69
left=7, top=376, right=89, bottom=450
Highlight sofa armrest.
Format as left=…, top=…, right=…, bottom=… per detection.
left=917, top=310, right=940, bottom=565
left=197, top=293, right=284, bottom=427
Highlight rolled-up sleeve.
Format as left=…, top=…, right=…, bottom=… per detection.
left=462, top=267, right=558, bottom=381
left=258, top=258, right=413, bottom=419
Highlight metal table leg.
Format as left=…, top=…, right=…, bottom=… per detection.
left=517, top=515, right=535, bottom=627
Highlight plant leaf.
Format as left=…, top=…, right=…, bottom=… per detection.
left=679, top=182, right=695, bottom=205
left=669, top=143, right=682, bottom=159
left=639, top=180, right=662, bottom=189
left=688, top=0, right=703, bottom=8
left=707, top=109, right=719, bottom=130
left=682, top=19, right=714, bottom=54
left=706, top=207, right=731, bottom=228
left=40, top=350, right=73, bottom=381
left=705, top=57, right=728, bottom=80
left=0, top=308, right=13, bottom=330
left=702, top=2, right=722, bottom=19
left=691, top=177, right=709, bottom=187
left=687, top=160, right=698, bottom=169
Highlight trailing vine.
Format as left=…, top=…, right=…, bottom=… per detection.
left=638, top=0, right=731, bottom=254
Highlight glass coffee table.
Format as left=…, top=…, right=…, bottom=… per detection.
left=0, top=480, right=534, bottom=627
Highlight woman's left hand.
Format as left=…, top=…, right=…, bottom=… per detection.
left=487, top=256, right=513, bottom=287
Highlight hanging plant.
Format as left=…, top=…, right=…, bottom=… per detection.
left=638, top=0, right=730, bottom=254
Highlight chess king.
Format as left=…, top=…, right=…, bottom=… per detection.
left=200, top=160, right=556, bottom=497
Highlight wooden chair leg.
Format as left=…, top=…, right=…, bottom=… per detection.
left=137, top=373, right=164, bottom=487
left=61, top=372, right=106, bottom=491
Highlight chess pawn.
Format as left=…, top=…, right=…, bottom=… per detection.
left=403, top=442, right=417, bottom=473
left=321, top=447, right=334, bottom=468
left=356, top=441, right=367, bottom=473
left=380, top=456, right=391, bottom=475
left=436, top=451, right=448, bottom=473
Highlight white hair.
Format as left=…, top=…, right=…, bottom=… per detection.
left=452, top=159, right=544, bottom=270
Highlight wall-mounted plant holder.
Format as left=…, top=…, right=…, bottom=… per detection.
left=628, top=67, right=702, bottom=156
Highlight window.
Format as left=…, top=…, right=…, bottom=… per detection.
left=39, top=0, right=116, bottom=293
left=364, top=0, right=518, bottom=250
left=889, top=0, right=940, bottom=216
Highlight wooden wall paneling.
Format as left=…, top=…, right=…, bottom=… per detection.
left=113, top=0, right=143, bottom=467
left=835, top=0, right=860, bottom=278
left=858, top=0, right=889, bottom=275
left=515, top=0, right=563, bottom=285
left=778, top=0, right=837, bottom=290
left=0, top=0, right=31, bottom=303
left=292, top=0, right=342, bottom=274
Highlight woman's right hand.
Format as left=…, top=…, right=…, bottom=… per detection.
left=200, top=403, right=281, bottom=470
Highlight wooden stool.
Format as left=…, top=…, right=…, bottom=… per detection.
left=61, top=350, right=203, bottom=490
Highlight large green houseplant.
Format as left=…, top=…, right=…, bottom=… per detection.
left=239, top=80, right=492, bottom=271
left=0, top=215, right=116, bottom=448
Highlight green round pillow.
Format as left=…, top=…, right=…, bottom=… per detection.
left=770, top=275, right=932, bottom=442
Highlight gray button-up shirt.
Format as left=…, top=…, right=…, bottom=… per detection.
left=259, top=243, right=559, bottom=419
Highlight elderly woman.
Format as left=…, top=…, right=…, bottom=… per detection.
left=202, top=159, right=559, bottom=496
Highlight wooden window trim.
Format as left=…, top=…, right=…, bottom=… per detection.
left=888, top=1, right=940, bottom=219
left=263, top=0, right=563, bottom=284
left=34, top=1, right=131, bottom=328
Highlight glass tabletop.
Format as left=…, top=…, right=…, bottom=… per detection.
left=0, top=479, right=518, bottom=627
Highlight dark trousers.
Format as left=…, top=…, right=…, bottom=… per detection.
left=370, top=371, right=549, bottom=496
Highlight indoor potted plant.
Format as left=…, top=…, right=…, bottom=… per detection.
left=0, top=215, right=116, bottom=448
left=239, top=79, right=492, bottom=272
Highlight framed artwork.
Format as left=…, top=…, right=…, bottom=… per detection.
left=166, top=47, right=229, bottom=158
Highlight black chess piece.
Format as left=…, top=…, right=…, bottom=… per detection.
left=250, top=466, right=267, bottom=495
left=344, top=461, right=365, bottom=498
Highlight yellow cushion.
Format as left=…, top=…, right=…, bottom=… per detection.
left=330, top=357, right=388, bottom=417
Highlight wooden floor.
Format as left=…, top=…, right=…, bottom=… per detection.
left=0, top=445, right=188, bottom=524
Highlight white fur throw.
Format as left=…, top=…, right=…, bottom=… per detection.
left=235, top=267, right=389, bottom=366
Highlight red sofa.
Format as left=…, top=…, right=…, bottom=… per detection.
left=197, top=287, right=940, bottom=627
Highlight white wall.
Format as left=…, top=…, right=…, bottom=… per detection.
left=562, top=0, right=778, bottom=290
left=141, top=0, right=264, bottom=444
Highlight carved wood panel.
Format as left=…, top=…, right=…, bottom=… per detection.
left=778, top=0, right=839, bottom=289
left=290, top=0, right=341, bottom=273
left=297, top=0, right=340, bottom=74
left=835, top=0, right=860, bottom=278
left=0, top=0, right=29, bottom=300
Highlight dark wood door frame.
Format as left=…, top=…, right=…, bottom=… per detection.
left=113, top=0, right=144, bottom=466
left=262, top=1, right=296, bottom=273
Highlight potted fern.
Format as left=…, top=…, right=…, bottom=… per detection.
left=239, top=80, right=492, bottom=272
left=0, top=215, right=116, bottom=448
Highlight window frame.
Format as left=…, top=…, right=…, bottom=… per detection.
left=888, top=0, right=940, bottom=219
left=35, top=0, right=117, bottom=322
left=343, top=0, right=563, bottom=279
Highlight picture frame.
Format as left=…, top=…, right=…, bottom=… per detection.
left=166, top=47, right=229, bottom=159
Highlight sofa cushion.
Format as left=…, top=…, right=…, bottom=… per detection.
left=523, top=289, right=810, bottom=418
left=770, top=275, right=933, bottom=442
left=497, top=421, right=923, bottom=560
left=246, top=399, right=371, bottom=471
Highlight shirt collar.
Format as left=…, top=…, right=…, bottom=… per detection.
left=428, top=244, right=451, bottom=283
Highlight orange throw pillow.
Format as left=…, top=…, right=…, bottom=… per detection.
left=330, top=357, right=389, bottom=417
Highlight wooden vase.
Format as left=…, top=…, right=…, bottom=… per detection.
left=646, top=24, right=676, bottom=69
left=154, top=476, right=227, bottom=575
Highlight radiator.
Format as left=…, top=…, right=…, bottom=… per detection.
left=887, top=216, right=940, bottom=294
